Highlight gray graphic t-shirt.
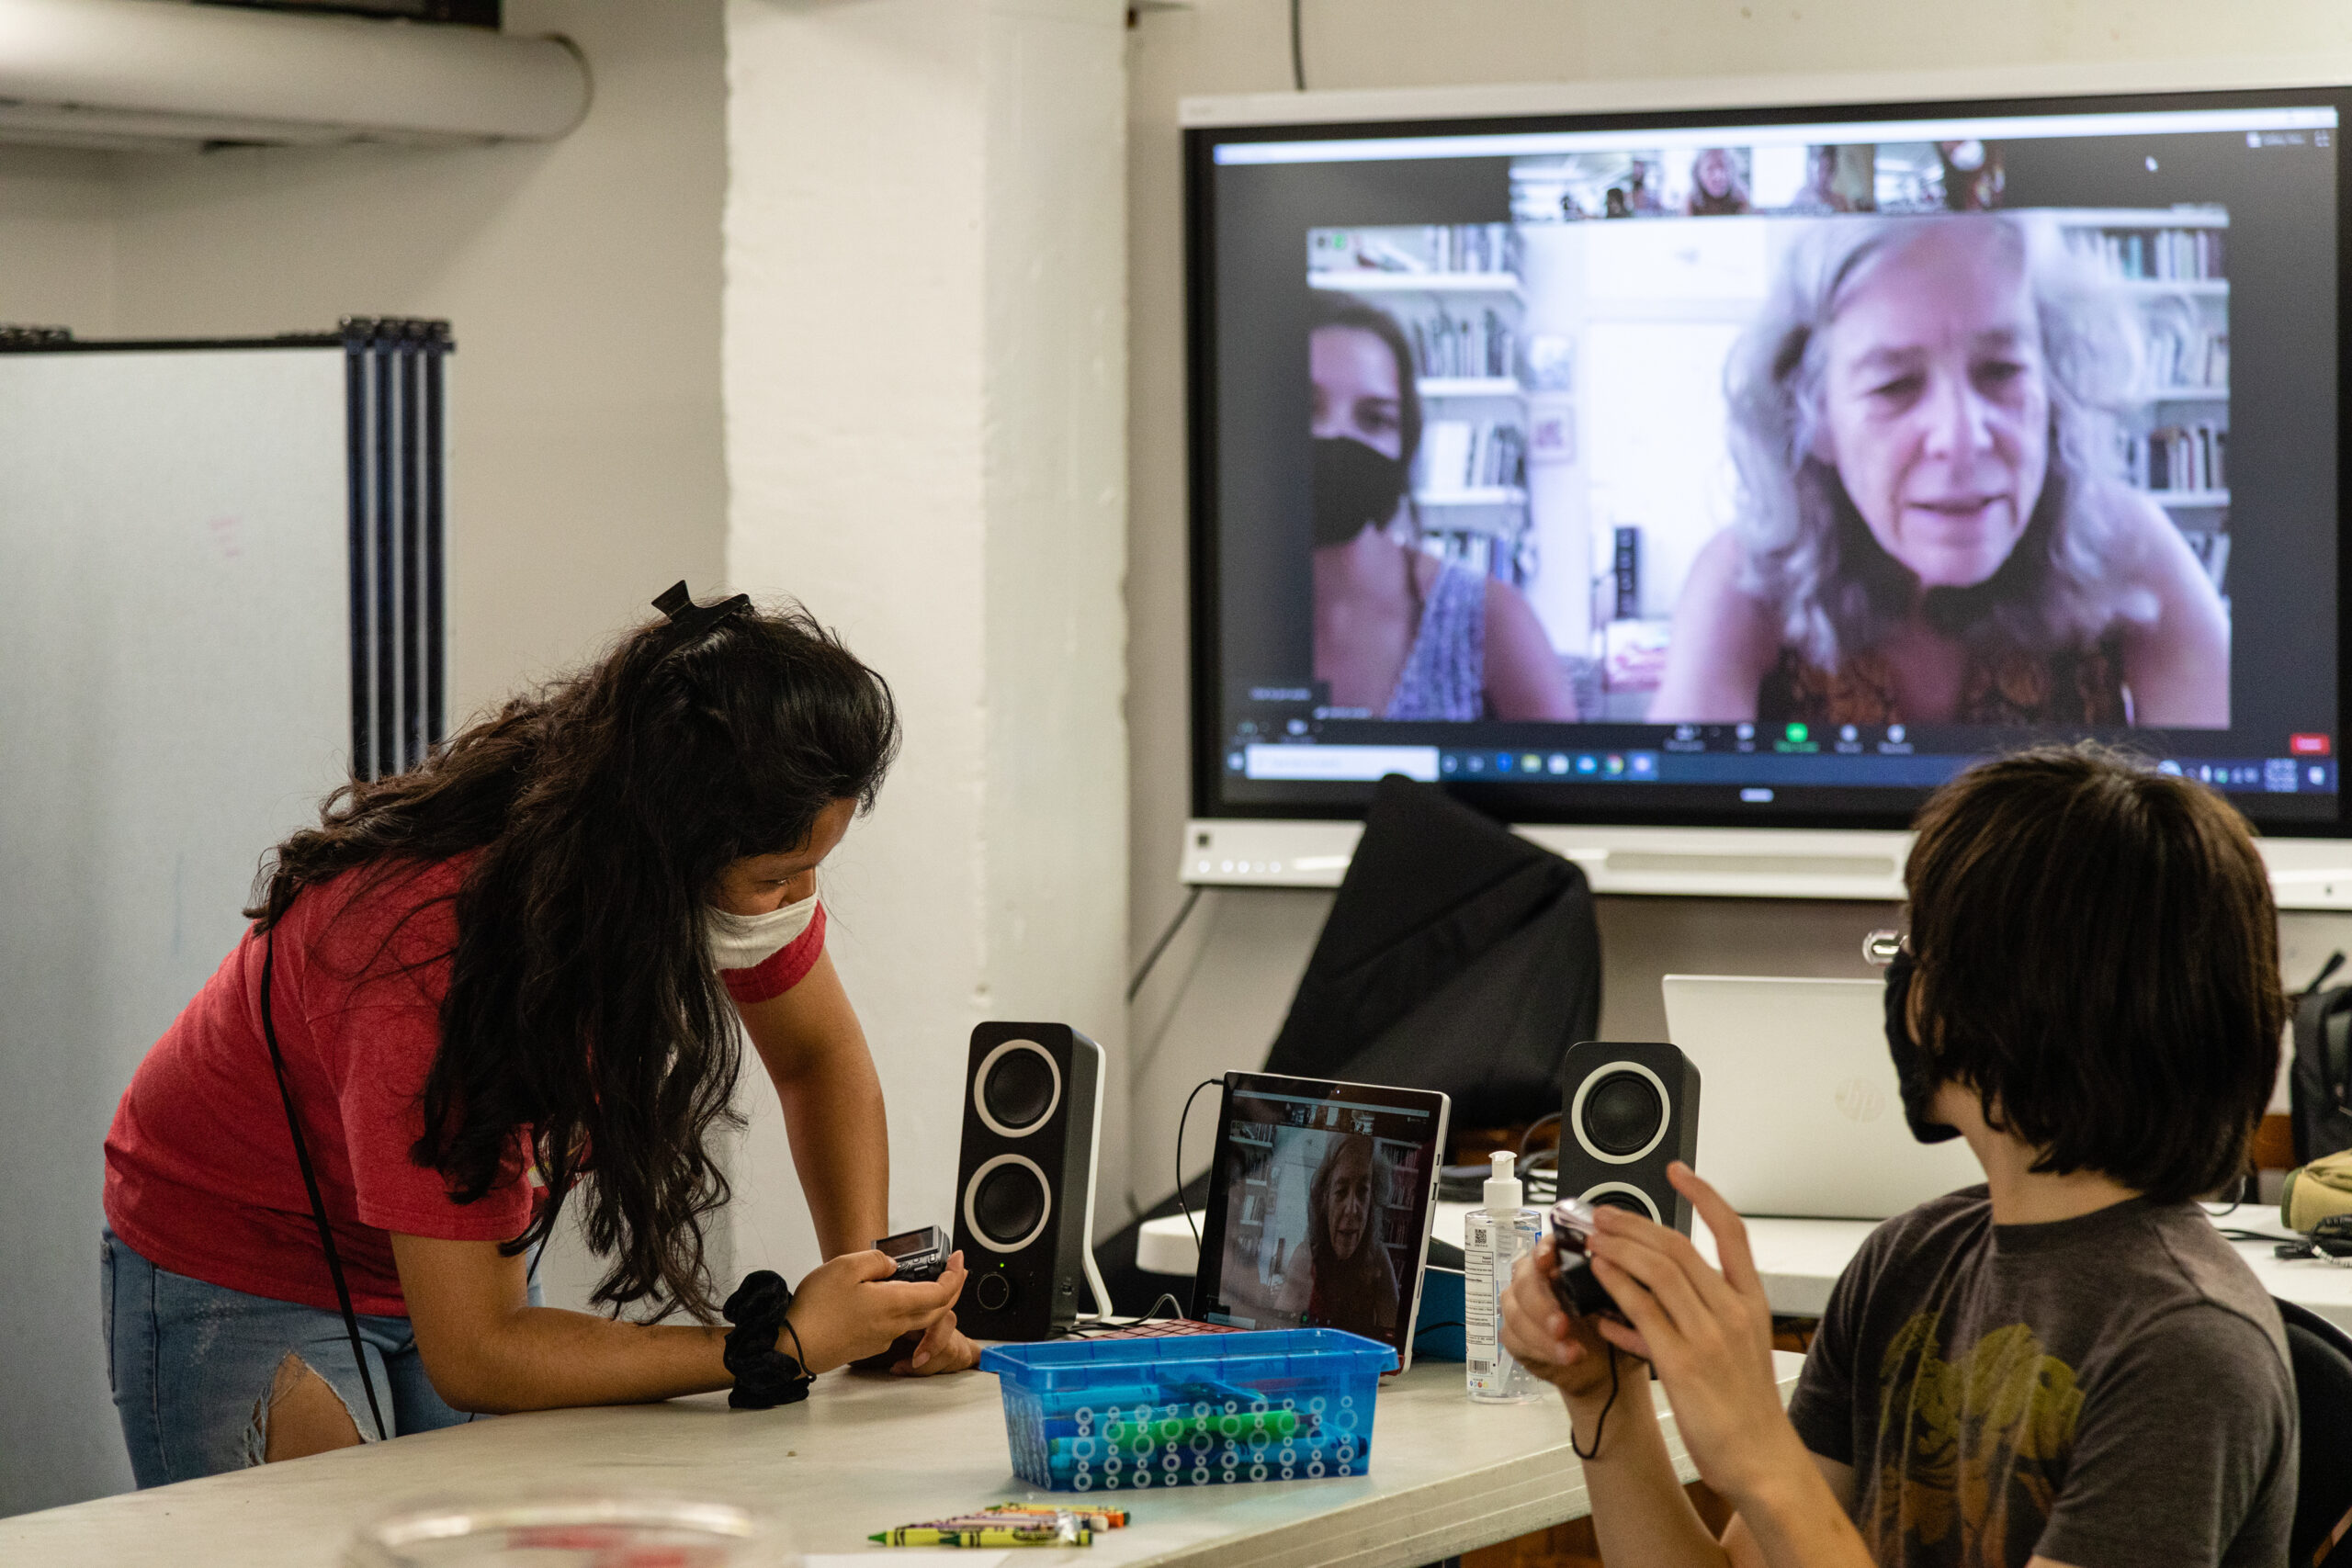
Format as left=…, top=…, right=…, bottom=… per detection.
left=1787, top=1189, right=2296, bottom=1568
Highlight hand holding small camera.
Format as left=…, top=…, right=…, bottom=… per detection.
left=1500, top=1234, right=1639, bottom=1403
left=1532, top=1164, right=1802, bottom=1505
left=790, top=1240, right=980, bottom=1378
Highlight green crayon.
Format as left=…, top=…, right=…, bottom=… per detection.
left=868, top=1525, right=1091, bottom=1548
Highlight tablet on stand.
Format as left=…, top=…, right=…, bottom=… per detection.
left=1191, top=1072, right=1449, bottom=1372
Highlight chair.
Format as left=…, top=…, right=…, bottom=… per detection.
left=1263, top=773, right=1602, bottom=1130
left=2279, top=1297, right=2352, bottom=1565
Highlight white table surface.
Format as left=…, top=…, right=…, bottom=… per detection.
left=1139, top=1201, right=2352, bottom=1331
left=1685, top=1212, right=2352, bottom=1330
left=0, top=1348, right=1806, bottom=1568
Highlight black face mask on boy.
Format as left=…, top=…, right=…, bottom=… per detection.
left=1883, top=949, right=1961, bottom=1144
left=1313, top=436, right=1408, bottom=548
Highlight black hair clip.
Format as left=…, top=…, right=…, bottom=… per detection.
left=652, top=581, right=752, bottom=639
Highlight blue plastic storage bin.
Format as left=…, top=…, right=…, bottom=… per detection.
left=978, top=1328, right=1397, bottom=1493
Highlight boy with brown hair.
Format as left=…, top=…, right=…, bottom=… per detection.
left=1501, top=744, right=2297, bottom=1568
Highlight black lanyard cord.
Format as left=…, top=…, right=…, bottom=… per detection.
left=257, top=927, right=390, bottom=1443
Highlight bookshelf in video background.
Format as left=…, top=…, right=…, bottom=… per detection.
left=1227, top=1121, right=1273, bottom=1269
left=2052, top=208, right=2232, bottom=597
left=1374, top=1135, right=1425, bottom=1254
left=1309, top=224, right=1532, bottom=585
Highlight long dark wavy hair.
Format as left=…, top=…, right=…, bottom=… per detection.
left=247, top=593, right=899, bottom=1319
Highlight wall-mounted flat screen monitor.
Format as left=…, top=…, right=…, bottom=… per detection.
left=1188, top=86, right=2349, bottom=832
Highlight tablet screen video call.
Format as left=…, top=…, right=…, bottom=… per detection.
left=1193, top=1073, right=1447, bottom=1363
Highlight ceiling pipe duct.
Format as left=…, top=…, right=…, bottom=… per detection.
left=0, top=0, right=588, bottom=152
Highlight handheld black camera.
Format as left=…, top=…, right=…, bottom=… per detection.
left=1548, top=1198, right=1628, bottom=1325
left=876, top=1224, right=950, bottom=1283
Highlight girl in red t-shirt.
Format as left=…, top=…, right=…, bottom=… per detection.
left=102, top=587, right=972, bottom=1485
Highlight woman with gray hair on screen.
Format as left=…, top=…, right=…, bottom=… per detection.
left=1271, top=1134, right=1401, bottom=1337
left=1650, top=213, right=2228, bottom=728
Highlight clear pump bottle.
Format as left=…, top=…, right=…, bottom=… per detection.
left=1464, top=1150, right=1544, bottom=1403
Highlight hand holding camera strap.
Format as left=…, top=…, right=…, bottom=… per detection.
left=257, top=927, right=390, bottom=1442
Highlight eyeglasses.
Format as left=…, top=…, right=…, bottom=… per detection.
left=1862, top=929, right=1909, bottom=967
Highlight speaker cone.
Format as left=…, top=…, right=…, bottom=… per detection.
left=973, top=1161, right=1048, bottom=1248
left=973, top=1040, right=1062, bottom=1137
left=1579, top=1179, right=1665, bottom=1224
left=1582, top=1070, right=1664, bottom=1156
left=984, top=1049, right=1057, bottom=1131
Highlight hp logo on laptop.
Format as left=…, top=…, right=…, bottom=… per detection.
left=1833, top=1077, right=1886, bottom=1123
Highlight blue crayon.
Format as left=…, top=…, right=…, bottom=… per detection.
left=1041, top=1441, right=1372, bottom=1483
left=1169, top=1378, right=1264, bottom=1407
left=1048, top=1438, right=1363, bottom=1476
left=1032, top=1384, right=1168, bottom=1417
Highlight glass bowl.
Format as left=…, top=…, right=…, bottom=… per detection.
left=345, top=1494, right=794, bottom=1567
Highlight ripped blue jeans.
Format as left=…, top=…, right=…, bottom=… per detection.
left=101, top=1227, right=481, bottom=1486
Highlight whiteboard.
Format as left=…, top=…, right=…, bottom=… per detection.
left=0, top=344, right=352, bottom=1513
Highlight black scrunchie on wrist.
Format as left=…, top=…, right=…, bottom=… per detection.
left=722, top=1269, right=813, bottom=1410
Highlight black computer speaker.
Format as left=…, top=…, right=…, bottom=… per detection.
left=1556, top=1041, right=1702, bottom=1234
left=951, top=1021, right=1105, bottom=1340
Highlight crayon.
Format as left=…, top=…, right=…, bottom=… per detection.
left=980, top=1505, right=1128, bottom=1529
left=1034, top=1385, right=1167, bottom=1417
left=931, top=1507, right=1122, bottom=1531
left=1047, top=1433, right=1354, bottom=1458
left=918, top=1516, right=1090, bottom=1534
left=1033, top=1382, right=1288, bottom=1419
left=868, top=1526, right=1091, bottom=1547
left=1168, top=1379, right=1263, bottom=1407
left=1098, top=1407, right=1301, bottom=1442
left=1042, top=1451, right=1362, bottom=1478
left=1042, top=1430, right=1369, bottom=1477
left=1056, top=1420, right=1306, bottom=1459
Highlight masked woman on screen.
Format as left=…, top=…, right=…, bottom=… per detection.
left=1272, top=1134, right=1402, bottom=1337
left=1312, top=296, right=1578, bottom=722
left=1649, top=214, right=2229, bottom=728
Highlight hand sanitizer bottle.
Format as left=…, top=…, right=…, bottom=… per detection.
left=1464, top=1150, right=1544, bottom=1403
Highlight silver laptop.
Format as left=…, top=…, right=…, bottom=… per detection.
left=1662, top=975, right=1984, bottom=1220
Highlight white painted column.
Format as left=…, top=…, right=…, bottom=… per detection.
left=723, top=0, right=1129, bottom=1280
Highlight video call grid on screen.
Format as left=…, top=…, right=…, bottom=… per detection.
left=1198, top=1086, right=1436, bottom=1342
left=1187, top=89, right=2349, bottom=831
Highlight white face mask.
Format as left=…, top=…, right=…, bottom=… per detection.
left=705, top=889, right=820, bottom=972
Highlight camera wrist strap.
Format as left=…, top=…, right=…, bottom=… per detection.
left=258, top=926, right=390, bottom=1442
